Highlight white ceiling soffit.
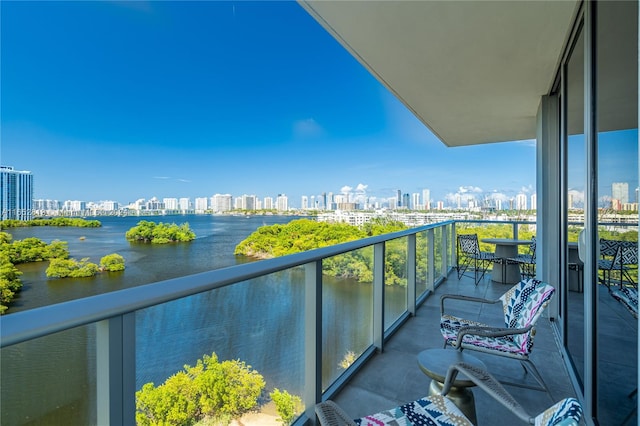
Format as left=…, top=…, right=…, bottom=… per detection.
left=299, top=0, right=579, bottom=147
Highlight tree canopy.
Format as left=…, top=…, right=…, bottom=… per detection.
left=0, top=218, right=101, bottom=228
left=136, top=352, right=265, bottom=425
left=125, top=221, right=196, bottom=244
left=234, top=218, right=413, bottom=285
left=0, top=232, right=71, bottom=313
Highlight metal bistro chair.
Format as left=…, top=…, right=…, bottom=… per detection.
left=315, top=363, right=582, bottom=426
left=507, top=237, right=536, bottom=280
left=440, top=278, right=555, bottom=396
left=599, top=239, right=638, bottom=290
left=457, top=234, right=496, bottom=286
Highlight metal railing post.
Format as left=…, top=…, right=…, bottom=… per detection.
left=304, top=260, right=323, bottom=422
left=407, top=234, right=417, bottom=315
left=427, top=229, right=435, bottom=292
left=373, top=242, right=385, bottom=351
left=513, top=222, right=519, bottom=240
left=441, top=225, right=449, bottom=278
left=96, top=313, right=136, bottom=426
left=451, top=222, right=457, bottom=272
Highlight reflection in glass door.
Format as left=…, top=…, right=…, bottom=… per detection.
left=564, top=25, right=585, bottom=391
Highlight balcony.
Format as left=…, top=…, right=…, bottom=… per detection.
left=1, top=219, right=636, bottom=425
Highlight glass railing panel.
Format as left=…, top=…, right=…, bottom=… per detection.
left=515, top=222, right=536, bottom=255
left=135, top=269, right=305, bottom=425
left=434, top=227, right=444, bottom=282
left=384, top=236, right=408, bottom=330
left=416, top=230, right=428, bottom=298
left=1, top=324, right=98, bottom=425
left=322, top=248, right=374, bottom=390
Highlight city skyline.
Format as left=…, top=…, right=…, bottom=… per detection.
left=2, top=2, right=635, bottom=209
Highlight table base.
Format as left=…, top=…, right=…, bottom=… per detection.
left=428, top=379, right=477, bottom=425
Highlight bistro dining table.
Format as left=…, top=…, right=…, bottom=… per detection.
left=481, top=238, right=533, bottom=284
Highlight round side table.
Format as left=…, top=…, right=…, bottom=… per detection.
left=417, top=348, right=487, bottom=425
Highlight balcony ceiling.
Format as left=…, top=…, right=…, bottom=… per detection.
left=298, top=0, right=579, bottom=147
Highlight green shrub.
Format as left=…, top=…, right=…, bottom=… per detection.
left=136, top=353, right=265, bottom=426
left=46, top=257, right=100, bottom=278
left=100, top=253, right=125, bottom=271
left=270, top=388, right=302, bottom=425
left=126, top=220, right=196, bottom=244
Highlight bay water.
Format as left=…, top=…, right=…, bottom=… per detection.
left=1, top=215, right=407, bottom=425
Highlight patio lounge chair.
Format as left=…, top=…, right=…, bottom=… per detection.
left=611, top=285, right=639, bottom=319
left=440, top=278, right=555, bottom=395
left=599, top=239, right=638, bottom=290
left=315, top=362, right=582, bottom=426
left=507, top=237, right=536, bottom=280
left=457, top=233, right=496, bottom=286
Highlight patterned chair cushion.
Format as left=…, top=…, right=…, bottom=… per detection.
left=440, top=279, right=555, bottom=356
left=534, top=397, right=583, bottom=426
left=610, top=286, right=638, bottom=319
left=440, top=314, right=525, bottom=355
left=499, top=279, right=555, bottom=353
left=355, top=394, right=472, bottom=426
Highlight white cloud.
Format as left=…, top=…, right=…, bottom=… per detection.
left=520, top=185, right=534, bottom=194
left=458, top=185, right=483, bottom=194
left=340, top=185, right=353, bottom=194
left=293, top=118, right=324, bottom=139
left=356, top=183, right=368, bottom=192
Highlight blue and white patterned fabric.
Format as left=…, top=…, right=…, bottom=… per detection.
left=441, top=279, right=555, bottom=356
left=354, top=395, right=472, bottom=426
left=534, top=397, right=583, bottom=426
left=610, top=286, right=638, bottom=319
left=499, top=279, right=555, bottom=354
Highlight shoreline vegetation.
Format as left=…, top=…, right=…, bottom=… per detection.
left=136, top=352, right=302, bottom=426
left=125, top=220, right=196, bottom=244
left=1, top=218, right=196, bottom=314
left=234, top=218, right=413, bottom=285
left=0, top=217, right=102, bottom=228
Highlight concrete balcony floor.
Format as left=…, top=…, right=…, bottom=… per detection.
left=328, top=272, right=638, bottom=425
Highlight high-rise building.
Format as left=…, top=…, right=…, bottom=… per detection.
left=1, top=166, right=33, bottom=220
left=402, top=193, right=410, bottom=209
left=516, top=193, right=527, bottom=210
left=263, top=196, right=273, bottom=210
left=179, top=198, right=191, bottom=211
left=163, top=198, right=179, bottom=210
left=242, top=194, right=256, bottom=211
left=422, top=189, right=431, bottom=210
left=195, top=197, right=209, bottom=212
left=612, top=182, right=629, bottom=205
left=412, top=193, right=420, bottom=210
left=530, top=194, right=537, bottom=210
left=396, top=189, right=402, bottom=207
left=276, top=194, right=288, bottom=211
left=301, top=195, right=309, bottom=210
left=211, top=194, right=232, bottom=212
left=63, top=200, right=87, bottom=211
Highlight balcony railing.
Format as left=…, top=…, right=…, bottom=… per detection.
left=1, top=218, right=637, bottom=425
left=1, top=220, right=458, bottom=425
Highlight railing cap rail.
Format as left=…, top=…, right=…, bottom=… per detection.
left=1, top=220, right=453, bottom=348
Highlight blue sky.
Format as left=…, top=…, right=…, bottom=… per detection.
left=1, top=1, right=636, bottom=208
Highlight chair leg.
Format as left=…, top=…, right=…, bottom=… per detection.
left=521, top=359, right=553, bottom=401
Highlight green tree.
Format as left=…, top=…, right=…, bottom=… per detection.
left=235, top=219, right=410, bottom=284
left=136, top=352, right=265, bottom=426
left=46, top=257, right=100, bottom=278
left=100, top=253, right=126, bottom=272
left=270, top=388, right=302, bottom=425
left=0, top=252, right=22, bottom=314
left=126, top=221, right=196, bottom=244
